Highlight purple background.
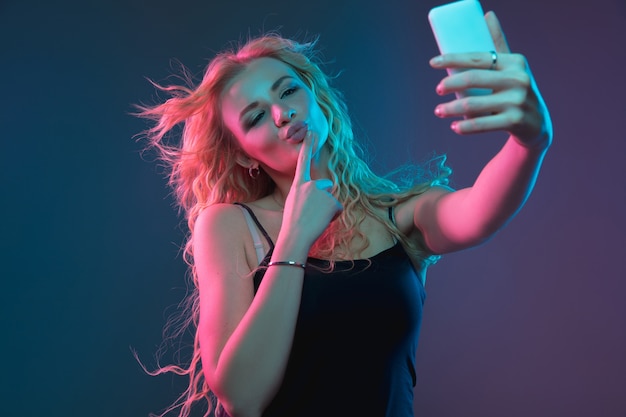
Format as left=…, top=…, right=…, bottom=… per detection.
left=1, top=0, right=624, bottom=416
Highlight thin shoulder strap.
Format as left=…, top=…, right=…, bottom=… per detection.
left=388, top=205, right=400, bottom=245
left=388, top=206, right=396, bottom=224
left=234, top=203, right=275, bottom=264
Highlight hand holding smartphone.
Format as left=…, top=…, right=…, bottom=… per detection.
left=428, top=0, right=496, bottom=97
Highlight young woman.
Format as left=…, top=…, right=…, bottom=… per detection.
left=136, top=11, right=551, bottom=417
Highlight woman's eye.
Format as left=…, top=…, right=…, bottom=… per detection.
left=247, top=112, right=264, bottom=129
left=244, top=85, right=299, bottom=130
left=281, top=86, right=299, bottom=99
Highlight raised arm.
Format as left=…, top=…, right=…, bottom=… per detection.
left=400, top=11, right=552, bottom=254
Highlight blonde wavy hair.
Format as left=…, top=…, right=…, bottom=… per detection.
left=134, top=33, right=451, bottom=417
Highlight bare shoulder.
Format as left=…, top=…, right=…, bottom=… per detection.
left=194, top=203, right=254, bottom=277
left=195, top=203, right=246, bottom=235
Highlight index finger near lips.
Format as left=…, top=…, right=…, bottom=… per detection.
left=294, top=131, right=314, bottom=184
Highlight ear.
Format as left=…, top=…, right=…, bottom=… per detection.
left=234, top=150, right=258, bottom=169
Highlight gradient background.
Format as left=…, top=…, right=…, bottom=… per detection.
left=2, top=0, right=625, bottom=416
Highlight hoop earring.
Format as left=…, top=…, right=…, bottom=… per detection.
left=248, top=166, right=260, bottom=179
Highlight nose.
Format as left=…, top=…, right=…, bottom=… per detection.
left=273, top=105, right=296, bottom=127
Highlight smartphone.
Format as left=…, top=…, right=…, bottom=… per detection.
left=428, top=0, right=496, bottom=97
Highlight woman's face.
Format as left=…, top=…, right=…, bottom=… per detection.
left=221, top=57, right=329, bottom=178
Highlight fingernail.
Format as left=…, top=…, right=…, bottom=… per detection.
left=451, top=121, right=460, bottom=132
left=434, top=106, right=444, bottom=117
left=430, top=56, right=443, bottom=66
left=436, top=84, right=444, bottom=95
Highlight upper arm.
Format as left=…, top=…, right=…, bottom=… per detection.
left=193, top=204, right=255, bottom=388
left=396, top=185, right=491, bottom=255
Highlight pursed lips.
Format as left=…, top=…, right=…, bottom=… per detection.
left=283, top=120, right=308, bottom=142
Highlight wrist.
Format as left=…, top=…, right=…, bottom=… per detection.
left=510, top=132, right=551, bottom=155
left=267, top=260, right=307, bottom=269
left=273, top=234, right=311, bottom=265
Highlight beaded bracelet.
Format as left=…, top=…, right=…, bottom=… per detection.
left=267, top=260, right=306, bottom=269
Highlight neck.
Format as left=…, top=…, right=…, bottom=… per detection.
left=270, top=190, right=285, bottom=210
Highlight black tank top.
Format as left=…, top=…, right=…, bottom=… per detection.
left=237, top=203, right=426, bottom=417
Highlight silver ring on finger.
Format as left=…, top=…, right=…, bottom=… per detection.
left=489, top=50, right=498, bottom=70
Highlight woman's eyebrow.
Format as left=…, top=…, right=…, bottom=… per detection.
left=270, top=75, right=293, bottom=91
left=239, top=75, right=294, bottom=121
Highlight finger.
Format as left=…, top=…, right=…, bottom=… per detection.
left=430, top=51, right=503, bottom=71
left=485, top=11, right=511, bottom=54
left=435, top=94, right=503, bottom=119
left=449, top=109, right=524, bottom=135
left=436, top=68, right=527, bottom=95
left=293, top=131, right=313, bottom=184
left=315, top=178, right=334, bottom=191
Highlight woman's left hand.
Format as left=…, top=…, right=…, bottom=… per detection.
left=430, top=11, right=553, bottom=151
